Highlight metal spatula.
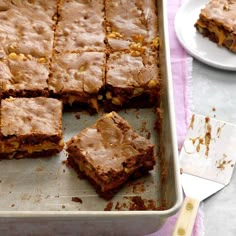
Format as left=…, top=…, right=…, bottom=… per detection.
left=173, top=113, right=236, bottom=236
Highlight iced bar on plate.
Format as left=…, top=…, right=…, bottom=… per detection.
left=195, top=0, right=236, bottom=53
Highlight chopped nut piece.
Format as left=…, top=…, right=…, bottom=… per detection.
left=129, top=42, right=146, bottom=54
left=53, top=15, right=58, bottom=21
left=79, top=65, right=86, bottom=72
left=8, top=44, right=16, bottom=52
left=147, top=80, right=157, bottom=88
left=151, top=37, right=159, bottom=48
left=130, top=50, right=141, bottom=57
left=26, top=54, right=33, bottom=60
left=90, top=98, right=99, bottom=112
left=106, top=91, right=112, bottom=100
left=97, top=94, right=103, bottom=100
left=112, top=97, right=122, bottom=105
left=106, top=26, right=112, bottom=33
left=132, top=34, right=144, bottom=43
left=38, top=58, right=47, bottom=64
left=133, top=88, right=144, bottom=95
left=124, top=168, right=130, bottom=173
left=108, top=31, right=123, bottom=38
left=8, top=52, right=17, bottom=60
left=223, top=3, right=230, bottom=10
left=18, top=54, right=26, bottom=60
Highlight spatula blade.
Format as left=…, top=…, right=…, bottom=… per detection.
left=180, top=113, right=236, bottom=197
left=173, top=114, right=236, bottom=236
left=181, top=173, right=224, bottom=201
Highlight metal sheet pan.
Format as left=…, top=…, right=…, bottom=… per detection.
left=0, top=1, right=183, bottom=235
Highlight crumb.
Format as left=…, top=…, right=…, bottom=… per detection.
left=131, top=181, right=146, bottom=194
left=205, top=116, right=210, bottom=123
left=155, top=108, right=163, bottom=133
left=75, top=113, right=81, bottom=119
left=104, top=201, right=113, bottom=211
left=11, top=204, right=15, bottom=207
left=115, top=201, right=127, bottom=210
left=0, top=180, right=2, bottom=183
left=35, top=167, right=44, bottom=172
left=212, top=107, right=216, bottom=112
left=72, top=197, right=83, bottom=204
left=63, top=169, right=65, bottom=173
left=115, top=196, right=159, bottom=210
left=62, top=205, right=65, bottom=209
left=62, top=160, right=68, bottom=165
left=146, top=132, right=151, bottom=140
left=141, top=121, right=147, bottom=132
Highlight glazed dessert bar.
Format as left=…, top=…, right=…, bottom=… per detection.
left=0, top=97, right=64, bottom=159
left=0, top=1, right=56, bottom=57
left=54, top=0, right=105, bottom=53
left=195, top=0, right=236, bottom=53
left=49, top=52, right=106, bottom=112
left=105, top=51, right=160, bottom=110
left=105, top=0, right=158, bottom=51
left=0, top=0, right=57, bottom=98
left=0, top=0, right=160, bottom=112
left=0, top=55, right=49, bottom=98
left=66, top=111, right=156, bottom=199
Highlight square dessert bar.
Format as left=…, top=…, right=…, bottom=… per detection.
left=66, top=111, right=156, bottom=199
left=105, top=0, right=159, bottom=51
left=195, top=0, right=236, bottom=53
left=49, top=51, right=105, bottom=112
left=0, top=97, right=64, bottom=159
left=0, top=1, right=56, bottom=58
left=105, top=51, right=160, bottom=110
left=0, top=53, right=49, bottom=98
left=54, top=0, right=105, bottom=53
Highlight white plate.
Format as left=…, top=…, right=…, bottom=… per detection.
left=175, top=0, right=236, bottom=71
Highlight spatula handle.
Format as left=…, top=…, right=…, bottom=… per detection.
left=172, top=197, right=200, bottom=236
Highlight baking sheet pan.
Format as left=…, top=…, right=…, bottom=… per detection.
left=0, top=1, right=182, bottom=235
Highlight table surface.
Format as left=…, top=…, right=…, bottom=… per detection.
left=192, top=59, right=236, bottom=236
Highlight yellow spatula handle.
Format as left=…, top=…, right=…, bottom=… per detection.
left=172, top=197, right=200, bottom=236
